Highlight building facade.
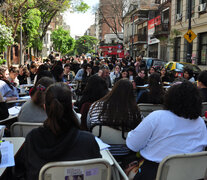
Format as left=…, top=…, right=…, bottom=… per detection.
left=170, top=0, right=207, bottom=69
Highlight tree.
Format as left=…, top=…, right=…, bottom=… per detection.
left=0, top=0, right=89, bottom=66
left=0, top=24, right=14, bottom=64
left=51, top=27, right=74, bottom=55
left=98, top=0, right=125, bottom=40
left=75, top=35, right=97, bottom=55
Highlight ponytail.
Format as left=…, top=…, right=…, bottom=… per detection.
left=45, top=98, right=64, bottom=135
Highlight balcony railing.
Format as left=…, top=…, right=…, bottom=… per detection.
left=154, top=23, right=170, bottom=35
left=130, top=34, right=147, bottom=43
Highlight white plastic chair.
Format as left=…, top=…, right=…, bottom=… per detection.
left=91, top=125, right=128, bottom=144
left=39, top=158, right=111, bottom=180
left=138, top=103, right=164, bottom=117
left=156, top=151, right=207, bottom=180
left=10, top=122, right=43, bottom=137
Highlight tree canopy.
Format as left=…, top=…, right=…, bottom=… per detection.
left=51, top=27, right=74, bottom=55
left=75, top=35, right=97, bottom=55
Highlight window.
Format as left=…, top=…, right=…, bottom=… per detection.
left=177, top=0, right=182, bottom=14
left=200, top=0, right=207, bottom=4
left=198, top=33, right=207, bottom=65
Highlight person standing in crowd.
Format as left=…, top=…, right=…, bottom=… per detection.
left=183, top=68, right=195, bottom=83
left=126, top=81, right=207, bottom=180
left=134, top=56, right=142, bottom=73
left=18, top=65, right=29, bottom=85
left=160, top=67, right=172, bottom=83
left=92, top=60, right=100, bottom=74
left=48, top=51, right=55, bottom=64
left=7, top=66, right=19, bottom=87
left=63, top=63, right=75, bottom=83
left=110, top=65, right=121, bottom=86
left=81, top=63, right=93, bottom=92
left=0, top=66, right=19, bottom=101
left=134, top=68, right=148, bottom=103
left=51, top=64, right=64, bottom=82
left=148, top=67, right=156, bottom=77
left=127, top=66, right=137, bottom=81
left=114, top=69, right=129, bottom=84
left=23, top=83, right=101, bottom=180
left=98, top=65, right=112, bottom=88
left=138, top=72, right=164, bottom=104
left=33, top=64, right=50, bottom=84
left=29, top=64, right=37, bottom=83
left=18, top=77, right=54, bottom=123
left=197, top=70, right=207, bottom=102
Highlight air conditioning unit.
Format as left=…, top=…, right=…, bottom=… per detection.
left=176, top=13, right=182, bottom=21
left=198, top=3, right=207, bottom=12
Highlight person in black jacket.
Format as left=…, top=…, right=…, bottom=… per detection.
left=197, top=70, right=207, bottom=102
left=0, top=93, right=9, bottom=120
left=23, top=83, right=101, bottom=180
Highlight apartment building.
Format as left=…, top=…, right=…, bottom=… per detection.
left=170, top=0, right=207, bottom=68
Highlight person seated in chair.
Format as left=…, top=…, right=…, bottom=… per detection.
left=126, top=81, right=207, bottom=180
left=23, top=83, right=101, bottom=180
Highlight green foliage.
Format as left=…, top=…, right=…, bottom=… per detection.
left=74, top=1, right=90, bottom=13
left=0, top=57, right=6, bottom=65
left=23, top=9, right=41, bottom=47
left=51, top=27, right=74, bottom=55
left=32, top=38, right=43, bottom=51
left=0, top=24, right=14, bottom=53
left=75, top=35, right=97, bottom=55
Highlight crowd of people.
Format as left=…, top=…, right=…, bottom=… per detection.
left=0, top=53, right=207, bottom=180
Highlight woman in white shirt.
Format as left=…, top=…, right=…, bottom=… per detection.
left=126, top=80, right=207, bottom=180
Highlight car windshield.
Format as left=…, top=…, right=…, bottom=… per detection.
left=176, top=63, right=201, bottom=72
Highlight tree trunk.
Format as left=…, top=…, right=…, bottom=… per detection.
left=7, top=46, right=11, bottom=68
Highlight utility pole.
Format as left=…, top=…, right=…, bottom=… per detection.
left=186, top=0, right=192, bottom=63
left=131, top=15, right=135, bottom=59
left=20, top=17, right=23, bottom=65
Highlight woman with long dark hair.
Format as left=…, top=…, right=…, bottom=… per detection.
left=76, top=75, right=109, bottom=129
left=138, top=72, right=164, bottom=104
left=87, top=78, right=141, bottom=132
left=24, top=83, right=101, bottom=180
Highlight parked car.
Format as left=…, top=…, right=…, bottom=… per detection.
left=165, top=61, right=201, bottom=80
left=142, top=57, right=167, bottom=71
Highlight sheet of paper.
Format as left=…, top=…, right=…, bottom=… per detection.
left=8, top=106, right=21, bottom=115
left=95, top=137, right=110, bottom=150
left=0, top=141, right=15, bottom=168
left=19, top=96, right=30, bottom=100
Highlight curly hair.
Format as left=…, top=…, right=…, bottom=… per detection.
left=198, top=70, right=207, bottom=87
left=164, top=81, right=202, bottom=119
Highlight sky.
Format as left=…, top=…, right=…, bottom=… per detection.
left=63, top=0, right=99, bottom=38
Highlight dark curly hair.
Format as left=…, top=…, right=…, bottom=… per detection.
left=164, top=81, right=202, bottom=119
left=198, top=70, right=207, bottom=87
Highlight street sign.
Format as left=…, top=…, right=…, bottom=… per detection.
left=184, top=29, right=197, bottom=43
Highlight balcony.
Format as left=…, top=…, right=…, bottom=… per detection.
left=154, top=23, right=170, bottom=37
left=130, top=34, right=147, bottom=44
